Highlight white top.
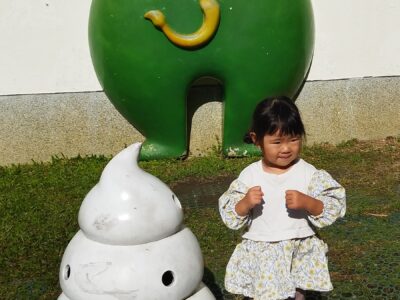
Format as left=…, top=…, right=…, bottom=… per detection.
left=237, top=159, right=317, bottom=242
left=219, top=160, right=346, bottom=235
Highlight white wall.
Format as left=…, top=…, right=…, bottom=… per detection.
left=0, top=0, right=399, bottom=95
left=309, top=0, right=400, bottom=80
left=0, top=0, right=100, bottom=95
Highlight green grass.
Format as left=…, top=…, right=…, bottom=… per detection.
left=0, top=138, right=399, bottom=299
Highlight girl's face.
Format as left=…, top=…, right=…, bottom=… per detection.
left=251, top=131, right=302, bottom=170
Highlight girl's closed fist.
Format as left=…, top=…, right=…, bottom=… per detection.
left=285, top=190, right=307, bottom=210
left=235, top=186, right=264, bottom=216
left=243, top=186, right=264, bottom=209
left=285, top=190, right=323, bottom=216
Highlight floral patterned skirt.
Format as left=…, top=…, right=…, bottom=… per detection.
left=225, top=236, right=333, bottom=300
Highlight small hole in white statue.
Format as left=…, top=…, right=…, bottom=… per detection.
left=162, top=270, right=175, bottom=286
left=64, top=265, right=71, bottom=280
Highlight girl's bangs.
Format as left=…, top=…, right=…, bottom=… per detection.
left=266, top=117, right=305, bottom=137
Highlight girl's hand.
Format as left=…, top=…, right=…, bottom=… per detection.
left=285, top=190, right=323, bottom=216
left=235, top=186, right=264, bottom=216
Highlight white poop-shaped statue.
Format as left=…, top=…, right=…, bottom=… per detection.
left=58, top=143, right=215, bottom=300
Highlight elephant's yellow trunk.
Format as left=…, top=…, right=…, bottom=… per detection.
left=144, top=0, right=220, bottom=48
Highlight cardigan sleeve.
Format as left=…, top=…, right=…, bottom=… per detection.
left=307, top=170, right=346, bottom=228
left=218, top=179, right=251, bottom=230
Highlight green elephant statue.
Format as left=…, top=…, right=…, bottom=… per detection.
left=89, top=0, right=314, bottom=159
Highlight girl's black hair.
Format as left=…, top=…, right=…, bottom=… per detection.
left=243, top=96, right=306, bottom=144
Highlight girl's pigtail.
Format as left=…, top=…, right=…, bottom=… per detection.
left=243, top=132, right=254, bottom=144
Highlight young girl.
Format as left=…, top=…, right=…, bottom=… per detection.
left=219, top=96, right=346, bottom=300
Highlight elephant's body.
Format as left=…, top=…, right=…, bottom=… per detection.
left=89, top=0, right=314, bottom=159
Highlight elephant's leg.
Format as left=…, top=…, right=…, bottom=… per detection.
left=222, top=86, right=261, bottom=157
left=125, top=89, right=187, bottom=160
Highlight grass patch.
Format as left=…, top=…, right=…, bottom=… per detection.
left=0, top=139, right=399, bottom=299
